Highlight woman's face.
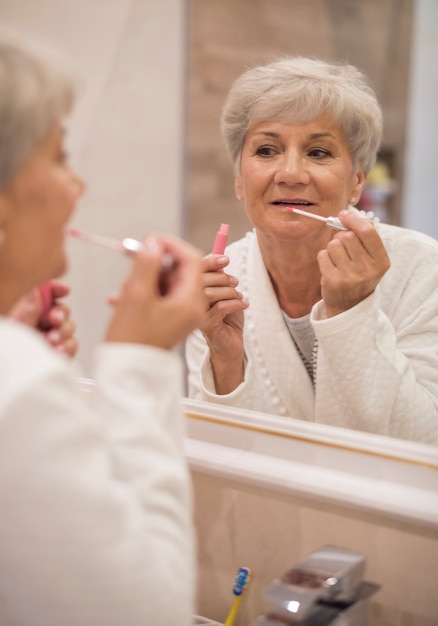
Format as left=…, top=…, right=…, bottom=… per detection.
left=0, top=122, right=84, bottom=301
left=235, top=116, right=365, bottom=245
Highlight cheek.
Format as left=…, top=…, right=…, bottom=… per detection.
left=241, top=163, right=270, bottom=195
left=324, top=168, right=356, bottom=198
left=47, top=172, right=77, bottom=216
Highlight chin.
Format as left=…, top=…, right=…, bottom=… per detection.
left=51, top=255, right=68, bottom=279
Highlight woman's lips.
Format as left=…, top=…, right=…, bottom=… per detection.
left=272, top=200, right=315, bottom=211
left=272, top=200, right=314, bottom=206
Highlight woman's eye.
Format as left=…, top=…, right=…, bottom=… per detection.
left=308, top=148, right=331, bottom=159
left=255, top=145, right=277, bottom=157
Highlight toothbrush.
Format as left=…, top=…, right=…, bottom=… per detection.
left=286, top=207, right=348, bottom=231
left=68, top=227, right=173, bottom=270
left=212, top=223, right=230, bottom=255
left=224, top=566, right=252, bottom=626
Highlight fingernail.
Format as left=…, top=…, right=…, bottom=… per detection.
left=216, top=256, right=228, bottom=265
left=339, top=210, right=348, bottom=217
left=143, top=235, right=160, bottom=252
left=51, top=309, right=65, bottom=323
left=47, top=330, right=61, bottom=343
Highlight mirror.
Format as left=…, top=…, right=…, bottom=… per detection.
left=4, top=1, right=437, bottom=454
left=184, top=0, right=438, bottom=449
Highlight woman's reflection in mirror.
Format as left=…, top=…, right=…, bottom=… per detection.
left=186, top=56, right=438, bottom=445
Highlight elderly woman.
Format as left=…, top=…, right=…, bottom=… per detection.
left=0, top=30, right=204, bottom=625
left=186, top=56, right=438, bottom=445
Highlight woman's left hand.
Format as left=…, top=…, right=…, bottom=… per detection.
left=317, top=210, right=390, bottom=317
left=10, top=280, right=78, bottom=357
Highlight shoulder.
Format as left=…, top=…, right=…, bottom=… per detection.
left=377, top=224, right=438, bottom=300
left=0, top=316, right=57, bottom=359
left=225, top=230, right=255, bottom=271
left=0, top=317, right=68, bottom=401
left=378, top=222, right=438, bottom=256
left=226, top=229, right=255, bottom=252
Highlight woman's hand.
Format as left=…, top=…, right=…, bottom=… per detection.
left=10, top=280, right=78, bottom=357
left=317, top=210, right=390, bottom=317
left=105, top=234, right=205, bottom=350
left=198, top=254, right=249, bottom=394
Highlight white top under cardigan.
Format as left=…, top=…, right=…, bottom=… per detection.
left=186, top=223, right=438, bottom=444
left=0, top=319, right=195, bottom=626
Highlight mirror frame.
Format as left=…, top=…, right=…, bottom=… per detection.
left=183, top=398, right=438, bottom=531
left=79, top=377, right=438, bottom=528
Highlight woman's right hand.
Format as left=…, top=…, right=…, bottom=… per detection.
left=199, top=254, right=249, bottom=394
left=105, top=234, right=205, bottom=350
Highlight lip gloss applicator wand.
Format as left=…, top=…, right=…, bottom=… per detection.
left=286, top=207, right=349, bottom=231
left=68, top=227, right=174, bottom=269
left=286, top=206, right=379, bottom=231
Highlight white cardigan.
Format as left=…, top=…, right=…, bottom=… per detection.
left=0, top=319, right=195, bottom=626
left=186, top=223, right=438, bottom=444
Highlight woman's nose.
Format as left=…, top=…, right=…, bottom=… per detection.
left=274, top=150, right=310, bottom=185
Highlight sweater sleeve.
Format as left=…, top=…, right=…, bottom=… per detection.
left=0, top=324, right=195, bottom=626
left=185, top=328, right=265, bottom=411
left=312, top=284, right=438, bottom=444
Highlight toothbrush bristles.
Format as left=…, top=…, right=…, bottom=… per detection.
left=232, top=566, right=252, bottom=596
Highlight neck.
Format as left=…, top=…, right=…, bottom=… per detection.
left=257, top=233, right=324, bottom=318
left=0, top=272, right=34, bottom=316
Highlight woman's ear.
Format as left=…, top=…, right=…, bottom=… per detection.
left=234, top=176, right=243, bottom=201
left=350, top=167, right=366, bottom=205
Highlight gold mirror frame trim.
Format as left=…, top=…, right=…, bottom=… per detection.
left=76, top=381, right=438, bottom=529
left=183, top=399, right=438, bottom=531
left=185, top=411, right=438, bottom=471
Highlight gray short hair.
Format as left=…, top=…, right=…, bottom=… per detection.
left=0, top=29, right=78, bottom=188
left=221, top=57, right=383, bottom=175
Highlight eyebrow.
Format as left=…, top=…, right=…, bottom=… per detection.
left=250, top=130, right=337, bottom=141
left=308, top=132, right=337, bottom=140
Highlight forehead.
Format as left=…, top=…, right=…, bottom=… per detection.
left=245, top=115, right=348, bottom=145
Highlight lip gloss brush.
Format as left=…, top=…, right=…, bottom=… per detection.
left=286, top=207, right=349, bottom=231
left=68, top=227, right=174, bottom=269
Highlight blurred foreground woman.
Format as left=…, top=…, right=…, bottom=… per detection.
left=0, top=30, right=204, bottom=626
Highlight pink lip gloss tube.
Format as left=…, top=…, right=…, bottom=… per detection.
left=212, top=223, right=229, bottom=255
left=37, top=281, right=55, bottom=330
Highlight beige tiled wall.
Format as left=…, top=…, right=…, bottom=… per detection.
left=192, top=471, right=438, bottom=626
left=186, top=0, right=414, bottom=252
left=193, top=472, right=438, bottom=626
